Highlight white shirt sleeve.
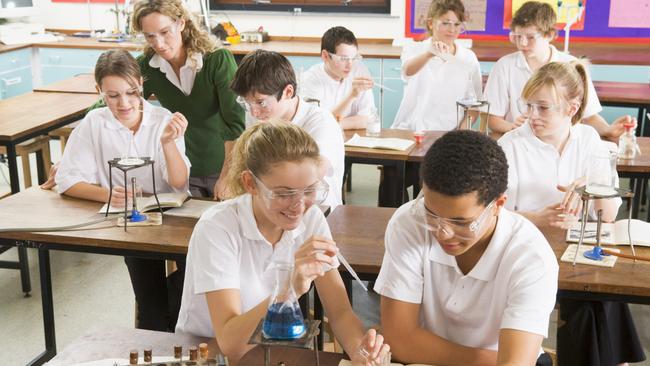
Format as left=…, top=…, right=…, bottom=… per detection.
left=500, top=249, right=558, bottom=337
left=190, top=219, right=241, bottom=294
left=470, top=53, right=483, bottom=100
left=300, top=68, right=325, bottom=102
left=401, top=40, right=429, bottom=81
left=483, top=60, right=510, bottom=119
left=55, top=117, right=100, bottom=194
left=353, top=89, right=376, bottom=117
left=373, top=210, right=425, bottom=304
left=155, top=116, right=191, bottom=193
left=498, top=137, right=519, bottom=211
left=582, top=72, right=603, bottom=118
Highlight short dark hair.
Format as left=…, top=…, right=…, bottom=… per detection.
left=421, top=130, right=508, bottom=205
left=321, top=26, right=358, bottom=54
left=511, top=1, right=556, bottom=37
left=230, top=49, right=296, bottom=99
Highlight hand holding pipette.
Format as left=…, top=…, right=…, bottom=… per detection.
left=292, top=235, right=368, bottom=297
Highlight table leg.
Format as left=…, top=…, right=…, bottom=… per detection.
left=396, top=161, right=406, bottom=205
left=26, top=248, right=57, bottom=366
left=633, top=178, right=643, bottom=219
left=6, top=143, right=20, bottom=193
left=17, top=246, right=31, bottom=297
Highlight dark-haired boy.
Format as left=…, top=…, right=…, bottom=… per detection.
left=375, top=130, right=558, bottom=365
left=230, top=49, right=344, bottom=208
left=300, top=26, right=375, bottom=130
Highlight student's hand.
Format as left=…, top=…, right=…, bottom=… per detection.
left=350, top=329, right=391, bottom=366
left=292, top=236, right=338, bottom=297
left=512, top=114, right=528, bottom=129
left=558, top=177, right=585, bottom=213
left=428, top=41, right=451, bottom=58
left=533, top=203, right=576, bottom=229
left=350, top=77, right=374, bottom=98
left=109, top=186, right=140, bottom=208
left=605, top=115, right=637, bottom=141
left=160, top=112, right=188, bottom=145
left=40, top=162, right=59, bottom=190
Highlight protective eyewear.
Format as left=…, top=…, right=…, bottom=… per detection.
left=411, top=197, right=495, bottom=240
left=250, top=172, right=329, bottom=207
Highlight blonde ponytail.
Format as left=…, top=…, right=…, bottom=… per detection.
left=521, top=59, right=591, bottom=125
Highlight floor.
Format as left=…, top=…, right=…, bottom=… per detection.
left=0, top=143, right=649, bottom=365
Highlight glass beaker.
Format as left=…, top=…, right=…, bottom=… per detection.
left=262, top=262, right=306, bottom=340
left=585, top=151, right=618, bottom=196
left=119, top=131, right=144, bottom=166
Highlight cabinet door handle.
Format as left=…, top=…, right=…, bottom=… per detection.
left=391, top=67, right=401, bottom=71
left=10, top=58, right=18, bottom=64
left=49, top=55, right=62, bottom=63
left=2, top=76, right=21, bottom=86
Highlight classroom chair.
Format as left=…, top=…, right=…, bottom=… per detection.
left=48, top=120, right=80, bottom=155
left=0, top=135, right=52, bottom=189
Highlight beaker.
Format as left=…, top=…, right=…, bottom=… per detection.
left=585, top=151, right=618, bottom=196
left=262, top=262, right=306, bottom=340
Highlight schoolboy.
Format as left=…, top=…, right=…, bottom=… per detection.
left=300, top=26, right=375, bottom=130
left=230, top=49, right=344, bottom=208
left=375, top=130, right=558, bottom=366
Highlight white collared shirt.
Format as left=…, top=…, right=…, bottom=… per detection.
left=300, top=62, right=376, bottom=119
left=392, top=38, right=482, bottom=131
left=55, top=100, right=191, bottom=195
left=291, top=99, right=345, bottom=209
left=374, top=203, right=558, bottom=350
left=484, top=45, right=602, bottom=123
left=176, top=193, right=338, bottom=337
left=149, top=52, right=204, bottom=96
left=498, top=122, right=621, bottom=214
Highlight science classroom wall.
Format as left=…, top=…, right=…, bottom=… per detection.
left=407, top=0, right=650, bottom=43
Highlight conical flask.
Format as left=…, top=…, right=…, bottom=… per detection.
left=262, top=262, right=306, bottom=340
left=119, top=132, right=144, bottom=166
left=458, top=73, right=480, bottom=108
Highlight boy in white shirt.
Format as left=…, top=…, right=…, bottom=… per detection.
left=56, top=49, right=191, bottom=332
left=300, top=26, right=375, bottom=130
left=375, top=130, right=558, bottom=366
left=230, top=49, right=345, bottom=209
left=484, top=1, right=635, bottom=140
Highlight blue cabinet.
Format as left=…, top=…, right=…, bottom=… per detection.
left=39, top=48, right=142, bottom=86
left=0, top=48, right=33, bottom=100
left=380, top=58, right=404, bottom=128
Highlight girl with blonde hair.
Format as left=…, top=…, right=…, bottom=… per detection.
left=499, top=60, right=644, bottom=366
left=177, top=121, right=390, bottom=365
left=132, top=0, right=244, bottom=199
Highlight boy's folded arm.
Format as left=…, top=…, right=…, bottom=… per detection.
left=496, top=328, right=544, bottom=366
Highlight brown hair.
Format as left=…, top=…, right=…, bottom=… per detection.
left=230, top=50, right=297, bottom=99
left=94, top=49, right=142, bottom=90
left=511, top=1, right=557, bottom=37
left=426, top=0, right=467, bottom=35
left=521, top=60, right=589, bottom=125
left=131, top=0, right=219, bottom=58
left=227, top=121, right=320, bottom=198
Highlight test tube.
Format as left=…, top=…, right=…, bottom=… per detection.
left=143, top=347, right=152, bottom=364
left=174, top=344, right=183, bottom=361
left=129, top=350, right=138, bottom=365
left=198, top=343, right=209, bottom=361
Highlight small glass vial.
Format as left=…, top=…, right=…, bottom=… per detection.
left=174, top=344, right=183, bottom=361
left=199, top=343, right=209, bottom=362
left=129, top=350, right=138, bottom=365
left=143, top=347, right=152, bottom=364
left=618, top=122, right=637, bottom=160
left=366, top=109, right=381, bottom=137
left=189, top=346, right=198, bottom=361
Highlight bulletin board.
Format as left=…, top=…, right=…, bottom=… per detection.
left=405, top=0, right=650, bottom=43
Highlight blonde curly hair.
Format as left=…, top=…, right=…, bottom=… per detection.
left=131, top=0, right=220, bottom=58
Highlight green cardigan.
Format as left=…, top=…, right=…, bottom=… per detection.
left=138, top=48, right=245, bottom=177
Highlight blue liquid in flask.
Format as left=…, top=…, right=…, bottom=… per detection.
left=262, top=302, right=306, bottom=340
